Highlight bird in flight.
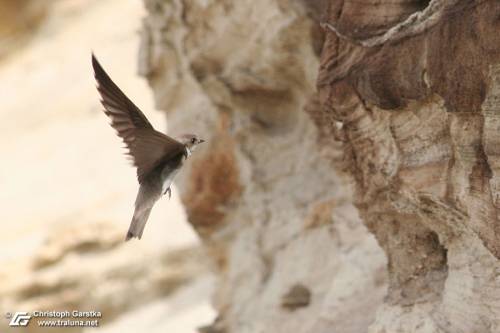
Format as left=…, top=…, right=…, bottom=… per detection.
left=91, top=53, right=204, bottom=241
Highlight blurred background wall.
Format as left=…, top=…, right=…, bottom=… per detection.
left=0, top=0, right=215, bottom=332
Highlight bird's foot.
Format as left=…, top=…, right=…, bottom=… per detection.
left=164, top=187, right=171, bottom=199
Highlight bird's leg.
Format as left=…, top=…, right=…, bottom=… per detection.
left=163, top=187, right=171, bottom=199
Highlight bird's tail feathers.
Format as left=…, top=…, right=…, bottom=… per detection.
left=125, top=208, right=152, bottom=241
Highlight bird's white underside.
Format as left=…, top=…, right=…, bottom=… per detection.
left=162, top=169, right=179, bottom=195
left=160, top=148, right=190, bottom=195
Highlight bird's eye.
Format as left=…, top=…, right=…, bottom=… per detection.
left=191, top=138, right=196, bottom=144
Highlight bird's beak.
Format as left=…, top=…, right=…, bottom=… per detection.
left=199, top=139, right=205, bottom=144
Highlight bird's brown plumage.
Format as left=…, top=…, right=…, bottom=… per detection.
left=91, top=53, right=185, bottom=183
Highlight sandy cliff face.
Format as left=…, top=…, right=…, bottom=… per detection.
left=141, top=0, right=500, bottom=332
left=315, top=0, right=500, bottom=332
left=140, top=1, right=386, bottom=332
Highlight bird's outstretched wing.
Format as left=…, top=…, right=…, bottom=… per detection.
left=91, top=53, right=185, bottom=183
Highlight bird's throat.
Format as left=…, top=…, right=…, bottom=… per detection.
left=185, top=147, right=192, bottom=158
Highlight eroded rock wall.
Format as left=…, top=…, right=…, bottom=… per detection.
left=316, top=0, right=500, bottom=332
left=139, top=0, right=386, bottom=332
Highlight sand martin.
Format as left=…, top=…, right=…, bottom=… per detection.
left=92, top=54, right=204, bottom=241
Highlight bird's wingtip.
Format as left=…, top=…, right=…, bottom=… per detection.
left=91, top=52, right=102, bottom=72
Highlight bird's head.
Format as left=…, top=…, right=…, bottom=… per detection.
left=178, top=134, right=205, bottom=151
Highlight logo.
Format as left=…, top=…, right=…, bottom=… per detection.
left=8, top=312, right=32, bottom=327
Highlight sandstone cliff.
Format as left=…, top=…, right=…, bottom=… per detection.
left=139, top=1, right=385, bottom=332
left=317, top=0, right=500, bottom=332
left=140, top=0, right=500, bottom=332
